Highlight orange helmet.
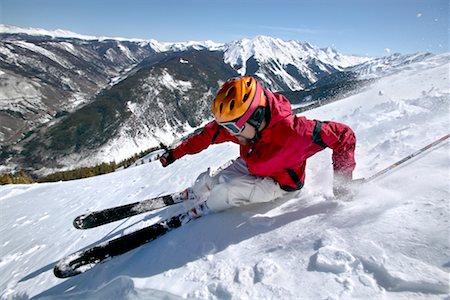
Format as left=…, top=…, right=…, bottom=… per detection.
left=212, top=76, right=267, bottom=128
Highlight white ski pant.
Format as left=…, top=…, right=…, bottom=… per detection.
left=192, top=158, right=289, bottom=212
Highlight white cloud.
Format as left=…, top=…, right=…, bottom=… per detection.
left=416, top=13, right=422, bottom=18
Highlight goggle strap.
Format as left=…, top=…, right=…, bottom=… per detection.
left=235, top=81, right=263, bottom=128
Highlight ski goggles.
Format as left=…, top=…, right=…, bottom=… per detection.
left=219, top=121, right=246, bottom=135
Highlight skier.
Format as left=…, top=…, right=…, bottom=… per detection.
left=160, top=76, right=356, bottom=216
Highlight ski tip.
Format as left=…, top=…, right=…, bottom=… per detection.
left=53, top=253, right=88, bottom=278
left=53, top=266, right=67, bottom=278
left=53, top=264, right=81, bottom=279
left=73, top=217, right=84, bottom=229
left=73, top=214, right=94, bottom=229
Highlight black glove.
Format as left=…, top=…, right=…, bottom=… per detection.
left=333, top=172, right=356, bottom=201
left=333, top=184, right=353, bottom=201
left=160, top=150, right=175, bottom=167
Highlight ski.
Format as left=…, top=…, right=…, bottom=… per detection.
left=73, top=192, right=185, bottom=229
left=55, top=210, right=198, bottom=278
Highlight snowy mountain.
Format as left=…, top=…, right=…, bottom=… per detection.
left=0, top=26, right=156, bottom=148
left=0, top=52, right=448, bottom=299
left=223, top=36, right=369, bottom=91
left=0, top=25, right=223, bottom=151
left=348, top=52, right=434, bottom=79
left=0, top=24, right=100, bottom=40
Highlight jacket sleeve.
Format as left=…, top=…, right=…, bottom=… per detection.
left=171, top=121, right=237, bottom=160
left=312, top=120, right=356, bottom=177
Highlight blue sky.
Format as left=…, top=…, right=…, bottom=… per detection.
left=1, top=0, right=448, bottom=57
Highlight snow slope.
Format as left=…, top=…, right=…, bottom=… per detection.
left=0, top=53, right=449, bottom=299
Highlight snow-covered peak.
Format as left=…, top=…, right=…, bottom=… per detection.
left=223, top=35, right=370, bottom=77
left=152, top=40, right=225, bottom=52
left=224, top=35, right=308, bottom=69
left=317, top=46, right=371, bottom=69
left=1, top=24, right=225, bottom=53
left=0, top=24, right=98, bottom=40
left=0, top=24, right=155, bottom=44
left=349, top=52, right=434, bottom=79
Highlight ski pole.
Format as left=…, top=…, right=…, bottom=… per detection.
left=361, top=133, right=450, bottom=183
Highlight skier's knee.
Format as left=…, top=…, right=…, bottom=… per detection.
left=205, top=184, right=233, bottom=212
left=192, top=168, right=216, bottom=202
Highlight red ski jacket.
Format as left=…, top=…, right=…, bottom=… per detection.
left=172, top=89, right=356, bottom=191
